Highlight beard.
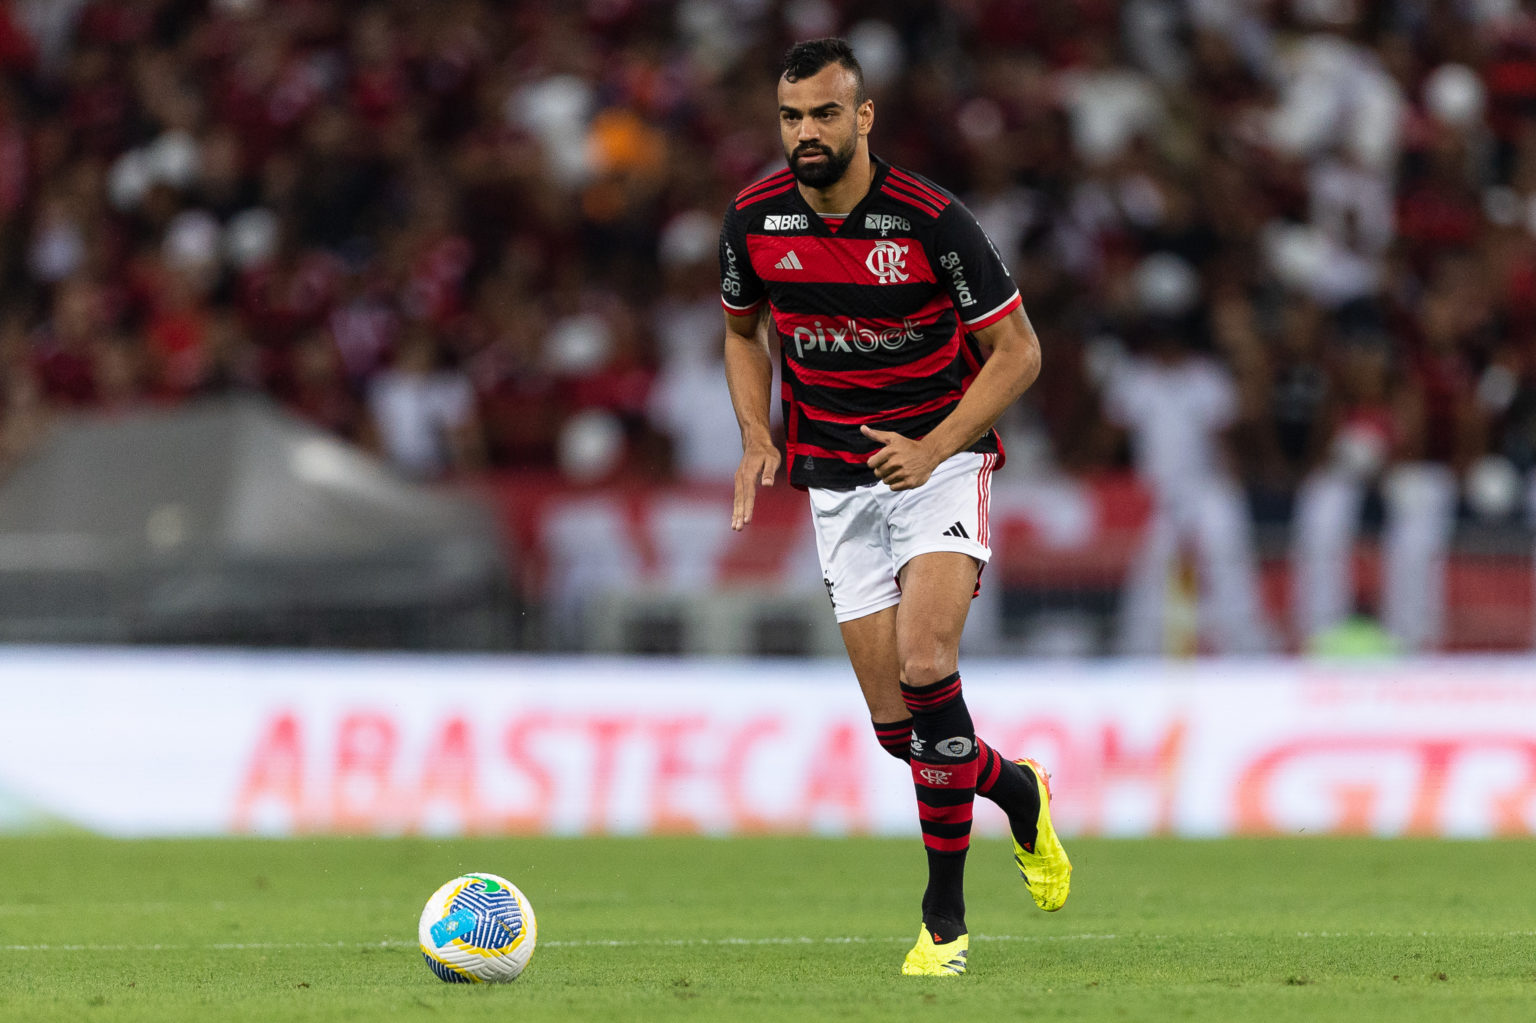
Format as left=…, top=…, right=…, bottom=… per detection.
left=787, top=136, right=856, bottom=189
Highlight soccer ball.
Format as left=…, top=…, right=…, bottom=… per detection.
left=418, top=872, right=538, bottom=983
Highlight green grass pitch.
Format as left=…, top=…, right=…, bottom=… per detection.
left=2, top=834, right=1534, bottom=1022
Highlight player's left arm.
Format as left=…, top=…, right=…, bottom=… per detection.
left=864, top=198, right=1040, bottom=490
left=863, top=307, right=1040, bottom=490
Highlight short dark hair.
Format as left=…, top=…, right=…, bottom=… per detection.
left=780, top=38, right=866, bottom=105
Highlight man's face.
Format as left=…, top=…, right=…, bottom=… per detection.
left=777, top=64, right=870, bottom=189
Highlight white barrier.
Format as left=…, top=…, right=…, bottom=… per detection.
left=2, top=648, right=1536, bottom=838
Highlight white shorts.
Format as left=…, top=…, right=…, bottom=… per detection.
left=809, top=451, right=996, bottom=623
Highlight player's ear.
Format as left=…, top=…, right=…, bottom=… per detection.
left=858, top=98, right=874, bottom=137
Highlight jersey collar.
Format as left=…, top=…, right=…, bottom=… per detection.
left=790, top=155, right=892, bottom=235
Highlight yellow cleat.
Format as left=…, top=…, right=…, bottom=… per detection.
left=901, top=924, right=968, bottom=976
left=1013, top=758, right=1071, bottom=912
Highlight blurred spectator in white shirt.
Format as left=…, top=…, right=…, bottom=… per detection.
left=1096, top=255, right=1273, bottom=655
left=366, top=327, right=485, bottom=480
left=646, top=209, right=768, bottom=482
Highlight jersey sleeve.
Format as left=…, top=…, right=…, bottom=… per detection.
left=931, top=201, right=1022, bottom=331
left=718, top=204, right=766, bottom=316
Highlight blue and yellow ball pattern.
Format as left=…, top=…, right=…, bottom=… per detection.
left=418, top=872, right=537, bottom=982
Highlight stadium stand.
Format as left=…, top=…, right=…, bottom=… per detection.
left=2, top=0, right=1536, bottom=654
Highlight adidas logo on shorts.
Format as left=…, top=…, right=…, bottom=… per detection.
left=941, top=521, right=969, bottom=539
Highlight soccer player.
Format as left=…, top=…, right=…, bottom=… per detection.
left=719, top=38, right=1071, bottom=976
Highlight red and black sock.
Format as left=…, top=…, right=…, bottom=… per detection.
left=871, top=720, right=1042, bottom=853
left=873, top=717, right=913, bottom=761
left=900, top=671, right=977, bottom=938
left=976, top=738, right=1042, bottom=852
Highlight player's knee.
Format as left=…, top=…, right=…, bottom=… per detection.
left=900, top=652, right=956, bottom=689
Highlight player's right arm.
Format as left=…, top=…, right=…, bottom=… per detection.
left=724, top=306, right=780, bottom=531
left=719, top=200, right=779, bottom=530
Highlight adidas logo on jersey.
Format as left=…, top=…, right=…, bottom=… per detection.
left=775, top=251, right=804, bottom=271
left=941, top=521, right=970, bottom=539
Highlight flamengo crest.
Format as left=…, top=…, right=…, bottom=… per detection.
left=865, top=240, right=910, bottom=283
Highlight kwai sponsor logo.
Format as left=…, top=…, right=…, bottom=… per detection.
left=722, top=244, right=744, bottom=297
left=939, top=251, right=974, bottom=307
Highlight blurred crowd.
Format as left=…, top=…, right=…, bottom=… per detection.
left=5, top=0, right=1536, bottom=650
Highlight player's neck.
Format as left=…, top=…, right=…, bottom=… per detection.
left=796, top=150, right=875, bottom=216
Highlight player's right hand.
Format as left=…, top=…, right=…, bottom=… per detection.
left=732, top=443, right=781, bottom=531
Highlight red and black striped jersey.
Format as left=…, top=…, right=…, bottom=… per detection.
left=719, top=156, right=1022, bottom=489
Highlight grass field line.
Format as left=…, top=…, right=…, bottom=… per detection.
left=0, top=899, right=401, bottom=915
left=0, top=933, right=1126, bottom=954
left=6, top=930, right=1536, bottom=954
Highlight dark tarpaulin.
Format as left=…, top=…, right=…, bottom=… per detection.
left=0, top=396, right=515, bottom=648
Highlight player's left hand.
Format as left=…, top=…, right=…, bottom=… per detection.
left=861, top=425, right=941, bottom=491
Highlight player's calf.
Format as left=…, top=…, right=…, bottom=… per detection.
left=901, top=672, right=978, bottom=937
left=869, top=719, right=1041, bottom=834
